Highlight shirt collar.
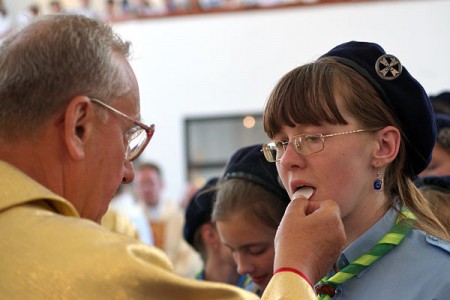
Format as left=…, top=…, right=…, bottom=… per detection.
left=0, top=160, right=79, bottom=217
left=336, top=206, right=398, bottom=277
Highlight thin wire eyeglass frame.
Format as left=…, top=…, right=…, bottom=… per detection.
left=262, top=128, right=380, bottom=163
left=90, top=98, right=155, bottom=162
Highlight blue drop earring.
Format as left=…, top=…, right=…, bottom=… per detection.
left=373, top=164, right=383, bottom=191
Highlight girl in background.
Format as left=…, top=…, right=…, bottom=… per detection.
left=212, top=144, right=290, bottom=295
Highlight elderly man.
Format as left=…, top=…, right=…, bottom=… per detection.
left=0, top=15, right=344, bottom=299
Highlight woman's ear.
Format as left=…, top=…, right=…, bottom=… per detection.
left=372, top=126, right=401, bottom=167
left=63, top=96, right=95, bottom=160
left=200, top=223, right=220, bottom=246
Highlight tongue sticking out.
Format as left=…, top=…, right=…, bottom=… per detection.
left=292, top=187, right=314, bottom=200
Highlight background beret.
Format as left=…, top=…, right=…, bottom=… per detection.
left=322, top=41, right=436, bottom=178
left=435, top=113, right=450, bottom=149
left=415, top=175, right=450, bottom=193
left=222, top=144, right=290, bottom=204
left=183, top=177, right=218, bottom=248
left=430, top=91, right=450, bottom=115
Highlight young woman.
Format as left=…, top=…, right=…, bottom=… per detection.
left=184, top=177, right=253, bottom=290
left=416, top=112, right=450, bottom=230
left=416, top=175, right=450, bottom=230
left=212, top=144, right=290, bottom=295
left=261, top=41, right=450, bottom=299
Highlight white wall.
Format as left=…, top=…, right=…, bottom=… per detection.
left=111, top=0, right=450, bottom=203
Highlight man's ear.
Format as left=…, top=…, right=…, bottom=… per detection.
left=372, top=126, right=401, bottom=167
left=63, top=96, right=95, bottom=160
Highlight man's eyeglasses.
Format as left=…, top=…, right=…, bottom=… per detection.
left=261, top=128, right=379, bottom=163
left=90, top=98, right=155, bottom=162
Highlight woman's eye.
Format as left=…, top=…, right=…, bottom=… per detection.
left=275, top=141, right=286, bottom=149
left=305, top=135, right=321, bottom=143
left=247, top=246, right=266, bottom=256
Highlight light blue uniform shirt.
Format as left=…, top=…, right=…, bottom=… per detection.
left=195, top=270, right=255, bottom=292
left=323, top=206, right=450, bottom=299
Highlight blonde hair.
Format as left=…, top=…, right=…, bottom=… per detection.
left=212, top=179, right=287, bottom=230
left=420, top=188, right=450, bottom=231
left=263, top=58, right=449, bottom=241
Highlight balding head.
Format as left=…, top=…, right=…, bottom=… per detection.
left=0, top=15, right=131, bottom=141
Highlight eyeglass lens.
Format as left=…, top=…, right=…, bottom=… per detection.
left=263, top=134, right=325, bottom=162
left=127, top=129, right=148, bottom=160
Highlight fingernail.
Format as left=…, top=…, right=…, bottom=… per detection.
left=292, top=187, right=313, bottom=201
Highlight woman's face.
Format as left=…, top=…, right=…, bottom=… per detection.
left=216, top=213, right=276, bottom=292
left=273, top=96, right=384, bottom=234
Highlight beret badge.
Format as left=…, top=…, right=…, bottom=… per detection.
left=375, top=54, right=402, bottom=80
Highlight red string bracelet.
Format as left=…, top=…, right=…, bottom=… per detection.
left=274, top=267, right=313, bottom=288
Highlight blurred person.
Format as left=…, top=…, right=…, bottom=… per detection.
left=418, top=91, right=450, bottom=178
left=415, top=92, right=450, bottom=232
left=49, top=0, right=64, bottom=14
left=0, top=13, right=345, bottom=299
left=67, top=0, right=100, bottom=19
left=261, top=40, right=450, bottom=299
left=101, top=206, right=140, bottom=239
left=102, top=0, right=123, bottom=22
left=109, top=184, right=154, bottom=245
left=121, top=0, right=132, bottom=14
left=212, top=144, right=290, bottom=295
left=134, top=0, right=166, bottom=16
left=430, top=91, right=450, bottom=115
left=416, top=175, right=450, bottom=230
left=184, top=177, right=253, bottom=289
left=197, top=0, right=222, bottom=11
left=135, top=162, right=203, bottom=278
left=418, top=113, right=450, bottom=178
left=15, top=4, right=41, bottom=30
left=0, top=0, right=12, bottom=39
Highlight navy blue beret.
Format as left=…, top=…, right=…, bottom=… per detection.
left=322, top=41, right=436, bottom=177
left=183, top=177, right=218, bottom=248
left=222, top=144, right=290, bottom=204
left=435, top=113, right=450, bottom=149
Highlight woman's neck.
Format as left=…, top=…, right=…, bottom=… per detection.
left=342, top=195, right=391, bottom=247
left=204, top=259, right=240, bottom=285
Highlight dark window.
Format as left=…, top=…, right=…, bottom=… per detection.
left=185, top=113, right=267, bottom=183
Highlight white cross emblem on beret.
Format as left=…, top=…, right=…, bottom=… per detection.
left=375, top=54, right=403, bottom=80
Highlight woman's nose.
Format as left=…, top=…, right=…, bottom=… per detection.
left=234, top=253, right=254, bottom=275
left=278, top=141, right=305, bottom=171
